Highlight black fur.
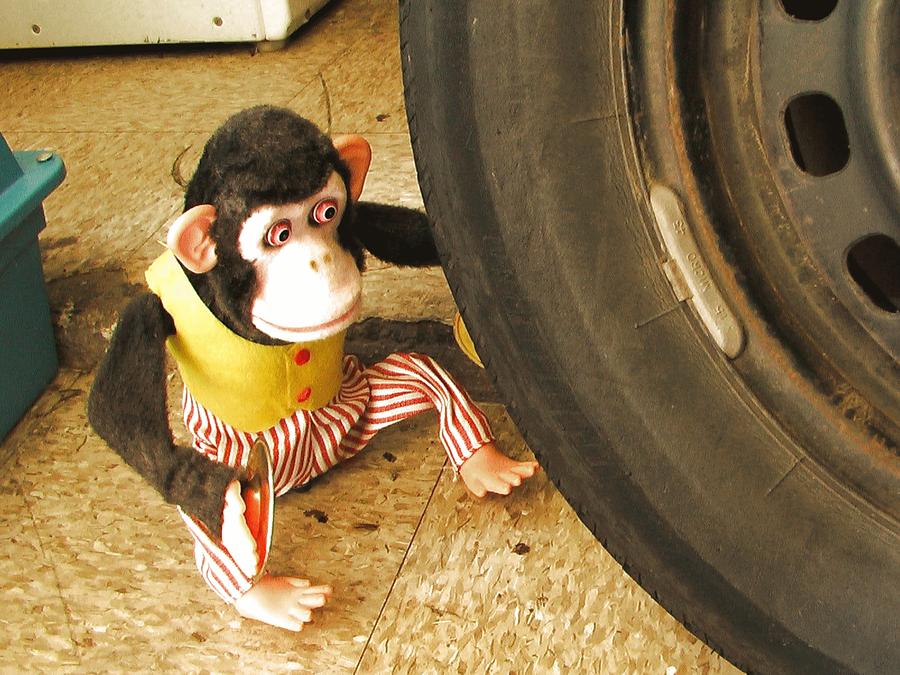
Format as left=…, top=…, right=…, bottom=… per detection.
left=88, top=106, right=440, bottom=539
left=352, top=202, right=439, bottom=266
left=87, top=294, right=240, bottom=534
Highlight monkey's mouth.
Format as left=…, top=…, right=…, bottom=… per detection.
left=252, top=294, right=361, bottom=341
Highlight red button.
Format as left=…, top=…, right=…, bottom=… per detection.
left=294, top=349, right=311, bottom=366
left=297, top=387, right=312, bottom=403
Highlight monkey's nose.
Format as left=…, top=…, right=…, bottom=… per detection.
left=308, top=253, right=334, bottom=273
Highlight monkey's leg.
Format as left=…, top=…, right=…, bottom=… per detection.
left=180, top=504, right=331, bottom=631
left=345, top=352, right=491, bottom=464
left=180, top=507, right=257, bottom=603
left=180, top=392, right=335, bottom=631
left=341, top=352, right=537, bottom=496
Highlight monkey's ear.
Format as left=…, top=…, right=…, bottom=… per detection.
left=332, top=134, right=372, bottom=202
left=168, top=204, right=218, bottom=273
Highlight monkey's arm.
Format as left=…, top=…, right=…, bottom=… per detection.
left=87, top=293, right=239, bottom=536
left=353, top=201, right=440, bottom=266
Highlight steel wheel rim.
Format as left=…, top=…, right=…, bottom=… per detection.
left=626, top=0, right=899, bottom=521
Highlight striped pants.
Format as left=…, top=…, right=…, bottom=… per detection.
left=179, top=352, right=493, bottom=603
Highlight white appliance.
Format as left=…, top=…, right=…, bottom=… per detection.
left=0, top=0, right=331, bottom=49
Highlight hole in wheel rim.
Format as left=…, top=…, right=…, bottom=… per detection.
left=846, top=234, right=900, bottom=313
left=784, top=93, right=850, bottom=176
left=780, top=0, right=839, bottom=21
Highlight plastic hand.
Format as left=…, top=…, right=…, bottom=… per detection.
left=459, top=442, right=539, bottom=497
left=221, top=480, right=259, bottom=578
left=234, top=575, right=332, bottom=632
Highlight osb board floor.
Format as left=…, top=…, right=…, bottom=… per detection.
left=0, top=1, right=742, bottom=672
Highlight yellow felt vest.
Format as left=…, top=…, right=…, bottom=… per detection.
left=145, top=250, right=346, bottom=432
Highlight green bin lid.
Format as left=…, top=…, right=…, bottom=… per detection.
left=0, top=133, right=66, bottom=244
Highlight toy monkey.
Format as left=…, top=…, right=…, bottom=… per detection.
left=88, top=106, right=538, bottom=632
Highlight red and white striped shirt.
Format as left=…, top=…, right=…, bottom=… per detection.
left=179, top=351, right=493, bottom=602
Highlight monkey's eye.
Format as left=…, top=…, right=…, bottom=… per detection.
left=265, top=220, right=293, bottom=247
left=311, top=198, right=339, bottom=225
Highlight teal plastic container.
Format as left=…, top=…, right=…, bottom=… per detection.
left=0, top=134, right=66, bottom=441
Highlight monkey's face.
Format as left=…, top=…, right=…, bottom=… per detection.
left=237, top=171, right=362, bottom=343
left=170, top=109, right=373, bottom=346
